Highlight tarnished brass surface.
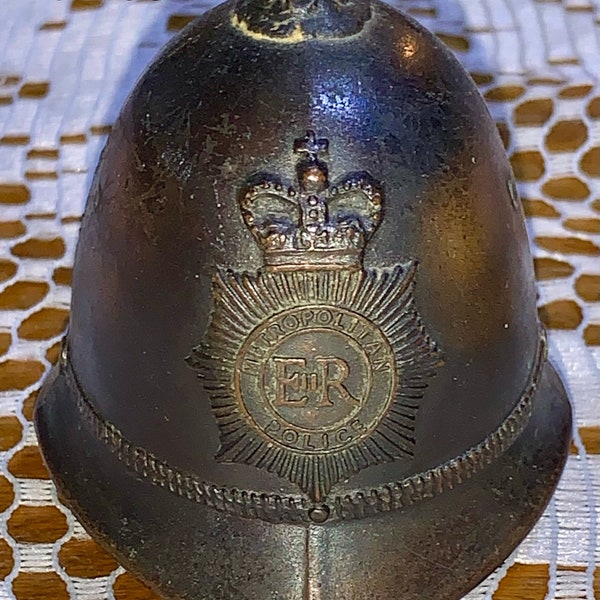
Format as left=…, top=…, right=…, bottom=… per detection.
left=34, top=0, right=572, bottom=598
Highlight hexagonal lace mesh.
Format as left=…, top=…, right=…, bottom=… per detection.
left=0, top=1, right=598, bottom=599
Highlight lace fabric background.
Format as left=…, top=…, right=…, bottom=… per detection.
left=0, top=0, right=598, bottom=598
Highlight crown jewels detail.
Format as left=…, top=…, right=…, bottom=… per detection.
left=240, top=130, right=382, bottom=270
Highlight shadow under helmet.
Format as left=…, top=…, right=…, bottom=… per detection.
left=35, top=0, right=572, bottom=598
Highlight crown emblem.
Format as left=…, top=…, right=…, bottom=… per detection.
left=240, top=130, right=382, bottom=271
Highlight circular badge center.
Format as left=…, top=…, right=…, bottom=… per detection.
left=262, top=328, right=371, bottom=431
left=235, top=305, right=397, bottom=454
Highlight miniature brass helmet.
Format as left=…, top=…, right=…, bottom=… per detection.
left=35, top=0, right=572, bottom=598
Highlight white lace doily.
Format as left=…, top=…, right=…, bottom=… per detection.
left=0, top=1, right=598, bottom=599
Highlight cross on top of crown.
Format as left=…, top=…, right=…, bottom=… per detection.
left=293, top=131, right=330, bottom=195
left=293, top=130, right=329, bottom=161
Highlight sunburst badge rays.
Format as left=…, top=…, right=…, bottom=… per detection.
left=187, top=262, right=440, bottom=502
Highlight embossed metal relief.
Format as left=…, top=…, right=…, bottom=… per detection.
left=187, top=131, right=441, bottom=503
left=62, top=331, right=543, bottom=525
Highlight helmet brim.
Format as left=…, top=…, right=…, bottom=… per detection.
left=35, top=357, right=571, bottom=600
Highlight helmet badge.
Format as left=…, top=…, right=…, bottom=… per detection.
left=187, top=131, right=441, bottom=503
